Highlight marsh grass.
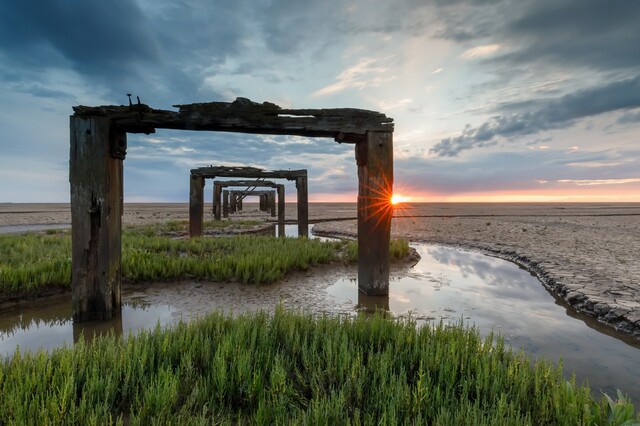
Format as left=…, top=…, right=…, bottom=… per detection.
left=0, top=227, right=411, bottom=300
left=0, top=308, right=637, bottom=424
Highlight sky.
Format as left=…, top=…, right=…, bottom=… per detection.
left=1, top=0, right=639, bottom=203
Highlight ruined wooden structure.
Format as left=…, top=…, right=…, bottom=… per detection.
left=212, top=180, right=282, bottom=221
left=191, top=166, right=307, bottom=238
left=70, top=97, right=393, bottom=321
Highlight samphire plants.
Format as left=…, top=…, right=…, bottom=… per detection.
left=0, top=308, right=637, bottom=424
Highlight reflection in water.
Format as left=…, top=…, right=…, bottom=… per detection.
left=328, top=244, right=640, bottom=403
left=0, top=295, right=178, bottom=356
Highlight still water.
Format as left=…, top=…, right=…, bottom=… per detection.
left=1, top=243, right=638, bottom=403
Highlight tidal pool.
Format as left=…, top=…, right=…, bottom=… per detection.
left=1, top=243, right=638, bottom=404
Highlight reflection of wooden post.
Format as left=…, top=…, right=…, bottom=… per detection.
left=356, top=131, right=393, bottom=295
left=296, top=176, right=308, bottom=238
left=277, top=185, right=285, bottom=237
left=270, top=191, right=276, bottom=217
left=223, top=190, right=229, bottom=218
left=70, top=116, right=123, bottom=321
left=189, top=174, right=204, bottom=237
left=213, top=183, right=222, bottom=220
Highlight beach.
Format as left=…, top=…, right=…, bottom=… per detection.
left=1, top=202, right=639, bottom=339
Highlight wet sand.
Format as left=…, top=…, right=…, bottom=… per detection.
left=1, top=202, right=639, bottom=339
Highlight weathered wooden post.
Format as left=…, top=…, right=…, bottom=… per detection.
left=238, top=194, right=243, bottom=211
left=230, top=192, right=237, bottom=213
left=70, top=116, right=124, bottom=321
left=296, top=175, right=309, bottom=238
left=269, top=191, right=276, bottom=217
left=189, top=174, right=204, bottom=237
left=259, top=194, right=266, bottom=211
left=277, top=185, right=285, bottom=237
left=213, top=183, right=222, bottom=220
left=223, top=190, right=229, bottom=218
left=356, top=131, right=393, bottom=295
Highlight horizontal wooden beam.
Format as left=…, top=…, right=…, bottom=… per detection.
left=213, top=180, right=280, bottom=188
left=192, top=166, right=306, bottom=180
left=73, top=97, right=393, bottom=138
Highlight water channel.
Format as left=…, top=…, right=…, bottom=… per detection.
left=1, top=227, right=638, bottom=404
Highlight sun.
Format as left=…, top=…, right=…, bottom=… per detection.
left=390, top=194, right=410, bottom=205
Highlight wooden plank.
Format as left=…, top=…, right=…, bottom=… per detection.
left=189, top=175, right=204, bottom=237
left=70, top=116, right=123, bottom=322
left=73, top=98, right=393, bottom=137
left=277, top=185, right=285, bottom=238
left=296, top=176, right=309, bottom=238
left=357, top=131, right=393, bottom=295
left=192, top=167, right=305, bottom=180
left=222, top=190, right=229, bottom=218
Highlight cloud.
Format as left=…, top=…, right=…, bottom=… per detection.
left=557, top=178, right=640, bottom=186
left=460, top=44, right=502, bottom=59
left=430, top=75, right=640, bottom=156
left=311, top=57, right=395, bottom=97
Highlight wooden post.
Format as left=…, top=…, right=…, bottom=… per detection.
left=277, top=185, right=285, bottom=237
left=230, top=192, right=237, bottom=213
left=213, top=183, right=222, bottom=220
left=270, top=191, right=276, bottom=217
left=223, top=190, right=229, bottom=218
left=238, top=195, right=243, bottom=211
left=259, top=194, right=265, bottom=211
left=356, top=131, right=393, bottom=295
left=189, top=174, right=204, bottom=237
left=70, top=116, right=124, bottom=322
left=296, top=176, right=309, bottom=238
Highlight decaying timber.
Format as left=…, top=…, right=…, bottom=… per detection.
left=193, top=167, right=307, bottom=238
left=70, top=97, right=393, bottom=321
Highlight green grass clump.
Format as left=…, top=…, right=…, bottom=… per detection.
left=0, top=228, right=411, bottom=301
left=125, top=219, right=263, bottom=237
left=0, top=309, right=637, bottom=424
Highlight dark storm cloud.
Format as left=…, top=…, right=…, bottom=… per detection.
left=0, top=0, right=252, bottom=104
left=431, top=75, right=640, bottom=157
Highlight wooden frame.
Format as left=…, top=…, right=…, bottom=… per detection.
left=70, top=97, right=393, bottom=320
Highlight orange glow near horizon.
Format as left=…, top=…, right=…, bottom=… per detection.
left=390, top=194, right=411, bottom=204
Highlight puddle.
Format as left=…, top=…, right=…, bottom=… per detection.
left=0, top=243, right=638, bottom=404
left=328, top=244, right=640, bottom=402
left=0, top=223, right=70, bottom=235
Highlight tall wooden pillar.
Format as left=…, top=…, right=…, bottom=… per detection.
left=259, top=194, right=266, bottom=211
left=270, top=191, right=276, bottom=217
left=277, top=185, right=285, bottom=237
left=356, top=131, right=393, bottom=295
left=213, top=183, right=222, bottom=220
left=189, top=174, right=204, bottom=237
left=223, top=190, right=229, bottom=218
left=238, top=196, right=243, bottom=211
left=296, top=176, right=309, bottom=238
left=70, top=116, right=124, bottom=322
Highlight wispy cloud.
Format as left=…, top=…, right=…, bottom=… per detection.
left=311, top=56, right=394, bottom=97
left=460, top=44, right=502, bottom=59
left=558, top=178, right=640, bottom=186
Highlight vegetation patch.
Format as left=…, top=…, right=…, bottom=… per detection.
left=0, top=308, right=637, bottom=424
left=0, top=227, right=411, bottom=302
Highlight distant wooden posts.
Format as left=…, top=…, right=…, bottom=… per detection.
left=193, top=171, right=305, bottom=236
left=277, top=185, right=285, bottom=237
left=69, top=116, right=124, bottom=322
left=71, top=98, right=393, bottom=321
